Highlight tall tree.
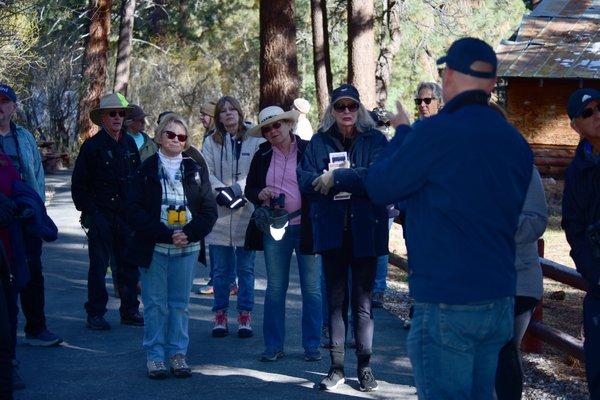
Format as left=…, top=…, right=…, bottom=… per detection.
left=310, top=0, right=333, bottom=117
left=178, top=0, right=190, bottom=40
left=114, top=0, right=136, bottom=96
left=375, top=0, right=403, bottom=107
left=259, top=0, right=300, bottom=110
left=77, top=0, right=112, bottom=142
left=149, top=0, right=168, bottom=39
left=347, top=0, right=376, bottom=109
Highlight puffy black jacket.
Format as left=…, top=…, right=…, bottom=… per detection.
left=562, top=140, right=600, bottom=296
left=244, top=135, right=313, bottom=254
left=71, top=129, right=141, bottom=216
left=126, top=153, right=218, bottom=268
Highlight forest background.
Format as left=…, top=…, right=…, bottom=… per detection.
left=0, top=0, right=534, bottom=153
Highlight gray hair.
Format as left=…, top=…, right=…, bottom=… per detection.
left=416, top=82, right=443, bottom=105
left=319, top=102, right=376, bottom=133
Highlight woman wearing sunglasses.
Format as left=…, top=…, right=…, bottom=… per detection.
left=127, top=113, right=218, bottom=379
left=244, top=106, right=322, bottom=363
left=297, top=84, right=388, bottom=392
left=201, top=96, right=265, bottom=338
left=414, top=81, right=443, bottom=121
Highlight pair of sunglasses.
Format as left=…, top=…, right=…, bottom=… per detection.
left=108, top=111, right=125, bottom=118
left=414, top=97, right=435, bottom=105
left=261, top=121, right=282, bottom=135
left=581, top=104, right=600, bottom=119
left=164, top=130, right=187, bottom=142
left=333, top=102, right=359, bottom=112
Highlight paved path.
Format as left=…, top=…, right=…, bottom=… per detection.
left=15, top=171, right=416, bottom=399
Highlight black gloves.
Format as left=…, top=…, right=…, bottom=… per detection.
left=215, top=187, right=247, bottom=210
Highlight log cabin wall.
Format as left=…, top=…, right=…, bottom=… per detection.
left=505, top=77, right=600, bottom=176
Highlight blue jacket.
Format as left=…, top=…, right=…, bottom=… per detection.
left=11, top=180, right=58, bottom=242
left=297, top=124, right=389, bottom=257
left=562, top=140, right=600, bottom=296
left=366, top=90, right=533, bottom=304
left=10, top=122, right=45, bottom=201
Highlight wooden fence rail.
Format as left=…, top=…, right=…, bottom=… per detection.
left=387, top=233, right=586, bottom=361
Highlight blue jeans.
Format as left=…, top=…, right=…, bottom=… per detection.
left=210, top=245, right=255, bottom=312
left=208, top=250, right=236, bottom=286
left=262, top=225, right=321, bottom=352
left=407, top=297, right=514, bottom=399
left=374, top=255, right=388, bottom=294
left=140, top=250, right=197, bottom=362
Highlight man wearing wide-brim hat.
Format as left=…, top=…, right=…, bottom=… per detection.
left=72, top=92, right=144, bottom=330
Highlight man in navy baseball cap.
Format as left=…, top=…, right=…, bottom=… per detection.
left=562, top=87, right=600, bottom=398
left=0, top=84, right=17, bottom=103
left=436, top=37, right=497, bottom=79
left=567, top=88, right=600, bottom=120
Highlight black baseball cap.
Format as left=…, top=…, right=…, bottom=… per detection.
left=567, top=88, right=600, bottom=120
left=0, top=83, right=17, bottom=102
left=437, top=37, right=497, bottom=79
left=331, top=84, right=360, bottom=105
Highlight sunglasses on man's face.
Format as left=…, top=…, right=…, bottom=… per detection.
left=261, top=121, right=282, bottom=135
left=108, top=110, right=126, bottom=118
left=580, top=104, right=600, bottom=119
left=333, top=102, right=359, bottom=112
left=414, top=98, right=435, bottom=106
left=164, top=130, right=187, bottom=143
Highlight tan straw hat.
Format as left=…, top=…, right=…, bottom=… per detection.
left=247, top=106, right=300, bottom=137
left=89, top=93, right=132, bottom=126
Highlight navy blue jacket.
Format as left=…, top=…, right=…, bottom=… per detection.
left=12, top=180, right=58, bottom=242
left=366, top=90, right=533, bottom=304
left=562, top=140, right=600, bottom=296
left=126, top=154, right=218, bottom=268
left=297, top=124, right=389, bottom=257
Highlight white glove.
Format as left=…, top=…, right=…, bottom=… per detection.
left=312, top=170, right=335, bottom=195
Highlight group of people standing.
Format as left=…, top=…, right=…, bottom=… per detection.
left=1, top=34, right=599, bottom=400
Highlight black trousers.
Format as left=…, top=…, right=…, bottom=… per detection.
left=20, top=236, right=46, bottom=336
left=85, top=212, right=139, bottom=317
left=321, top=231, right=377, bottom=360
left=0, top=279, right=13, bottom=400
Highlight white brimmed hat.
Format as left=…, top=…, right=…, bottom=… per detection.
left=90, top=93, right=132, bottom=126
left=248, top=106, right=300, bottom=137
left=293, top=98, right=311, bottom=114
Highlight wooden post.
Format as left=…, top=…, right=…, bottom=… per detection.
left=522, top=238, right=545, bottom=353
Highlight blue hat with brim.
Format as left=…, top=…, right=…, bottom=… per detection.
left=567, top=88, right=600, bottom=120
left=437, top=37, right=497, bottom=79
left=0, top=84, right=17, bottom=102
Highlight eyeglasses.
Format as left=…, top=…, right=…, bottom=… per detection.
left=414, top=98, right=436, bottom=105
left=261, top=121, right=282, bottom=135
left=108, top=111, right=125, bottom=118
left=164, top=130, right=187, bottom=142
left=333, top=102, right=359, bottom=112
left=580, top=104, right=600, bottom=119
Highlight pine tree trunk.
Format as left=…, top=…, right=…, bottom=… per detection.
left=179, top=0, right=190, bottom=40
left=114, top=0, right=136, bottom=96
left=375, top=0, right=403, bottom=107
left=259, top=0, right=300, bottom=110
left=310, top=0, right=333, bottom=117
left=150, top=0, right=167, bottom=40
left=347, top=0, right=376, bottom=109
left=77, top=0, right=112, bottom=142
